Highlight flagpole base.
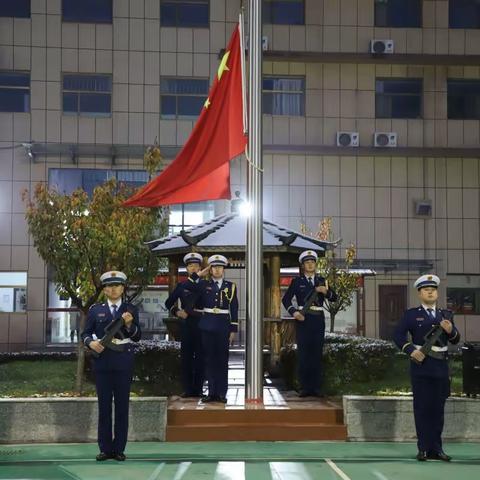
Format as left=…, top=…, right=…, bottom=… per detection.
left=245, top=397, right=264, bottom=408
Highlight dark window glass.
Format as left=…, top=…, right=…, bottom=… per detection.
left=375, top=78, right=422, bottom=119
left=160, top=78, right=209, bottom=118
left=449, top=0, right=480, bottom=28
left=374, top=0, right=421, bottom=28
left=48, top=169, right=149, bottom=197
left=263, top=0, right=305, bottom=25
left=160, top=0, right=209, bottom=27
left=62, top=0, right=112, bottom=23
left=448, top=80, right=480, bottom=119
left=447, top=287, right=480, bottom=314
left=62, top=74, right=112, bottom=116
left=0, top=0, right=30, bottom=18
left=263, top=76, right=305, bottom=116
left=0, top=72, right=30, bottom=112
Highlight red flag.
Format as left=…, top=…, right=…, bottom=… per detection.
left=124, top=25, right=246, bottom=207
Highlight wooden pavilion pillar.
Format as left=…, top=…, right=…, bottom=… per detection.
left=168, top=256, right=179, bottom=294
left=269, top=254, right=282, bottom=370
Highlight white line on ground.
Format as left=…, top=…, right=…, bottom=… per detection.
left=147, top=462, right=166, bottom=480
left=325, top=458, right=352, bottom=480
left=372, top=470, right=390, bottom=480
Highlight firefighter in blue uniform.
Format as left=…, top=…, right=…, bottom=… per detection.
left=81, top=271, right=141, bottom=462
left=282, top=250, right=337, bottom=397
left=165, top=252, right=205, bottom=398
left=189, top=254, right=238, bottom=403
left=393, top=274, right=460, bottom=462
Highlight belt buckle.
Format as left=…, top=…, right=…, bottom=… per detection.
left=213, top=308, right=219, bottom=314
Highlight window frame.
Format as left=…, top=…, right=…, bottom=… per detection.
left=0, top=0, right=30, bottom=18
left=262, top=75, right=306, bottom=116
left=375, top=77, right=423, bottom=119
left=160, top=0, right=210, bottom=28
left=448, top=79, right=480, bottom=120
left=263, top=0, right=305, bottom=25
left=374, top=0, right=422, bottom=28
left=62, top=73, right=113, bottom=117
left=0, top=71, right=30, bottom=113
left=160, top=77, right=209, bottom=119
left=0, top=272, right=27, bottom=314
left=62, top=0, right=113, bottom=24
left=449, top=0, right=480, bottom=29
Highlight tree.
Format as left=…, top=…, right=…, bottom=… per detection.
left=301, top=217, right=359, bottom=333
left=23, top=175, right=167, bottom=393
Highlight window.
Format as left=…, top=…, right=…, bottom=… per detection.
left=374, top=0, right=421, bottom=28
left=48, top=169, right=148, bottom=197
left=169, top=202, right=215, bottom=234
left=0, top=72, right=30, bottom=112
left=263, top=76, right=305, bottom=116
left=62, top=0, right=112, bottom=23
left=375, top=78, right=422, bottom=119
left=161, top=0, right=209, bottom=27
left=448, top=79, right=480, bottom=119
left=62, top=74, right=112, bottom=116
left=0, top=0, right=30, bottom=18
left=0, top=272, right=27, bottom=313
left=447, top=275, right=480, bottom=314
left=449, top=0, right=480, bottom=29
left=263, top=0, right=305, bottom=25
left=160, top=78, right=209, bottom=119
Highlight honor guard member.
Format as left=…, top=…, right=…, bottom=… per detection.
left=165, top=252, right=205, bottom=398
left=394, top=274, right=460, bottom=462
left=282, top=250, right=337, bottom=397
left=189, top=254, right=238, bottom=403
left=81, top=271, right=141, bottom=462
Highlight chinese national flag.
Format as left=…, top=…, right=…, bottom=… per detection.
left=124, top=25, right=246, bottom=207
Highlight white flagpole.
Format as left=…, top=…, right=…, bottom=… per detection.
left=245, top=0, right=263, bottom=404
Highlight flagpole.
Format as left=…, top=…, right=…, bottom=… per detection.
left=245, top=0, right=263, bottom=404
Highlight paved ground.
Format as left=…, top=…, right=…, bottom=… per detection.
left=0, top=441, right=478, bottom=479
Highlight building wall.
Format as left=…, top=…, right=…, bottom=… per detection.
left=1, top=0, right=480, bottom=350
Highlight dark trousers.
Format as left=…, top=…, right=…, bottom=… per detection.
left=201, top=329, right=230, bottom=398
left=95, top=369, right=132, bottom=454
left=180, top=319, right=204, bottom=395
left=411, top=374, right=450, bottom=453
left=296, top=316, right=325, bottom=393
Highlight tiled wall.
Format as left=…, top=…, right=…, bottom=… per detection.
left=1, top=0, right=480, bottom=349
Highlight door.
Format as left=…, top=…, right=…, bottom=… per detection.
left=379, top=285, right=407, bottom=340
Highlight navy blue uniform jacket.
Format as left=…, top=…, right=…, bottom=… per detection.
left=82, top=302, right=141, bottom=372
left=282, top=275, right=337, bottom=321
left=189, top=273, right=239, bottom=333
left=393, top=307, right=460, bottom=378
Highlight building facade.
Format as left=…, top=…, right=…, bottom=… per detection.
left=1, top=0, right=480, bottom=351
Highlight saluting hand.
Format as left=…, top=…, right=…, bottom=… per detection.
left=440, top=319, right=453, bottom=334
left=197, top=266, right=211, bottom=278
left=316, top=280, right=329, bottom=295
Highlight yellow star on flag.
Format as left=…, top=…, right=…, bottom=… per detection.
left=217, top=50, right=230, bottom=81
left=204, top=97, right=211, bottom=109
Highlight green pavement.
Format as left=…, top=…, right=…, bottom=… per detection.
left=0, top=442, right=478, bottom=479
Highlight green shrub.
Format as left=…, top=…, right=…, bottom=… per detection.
left=280, top=333, right=398, bottom=394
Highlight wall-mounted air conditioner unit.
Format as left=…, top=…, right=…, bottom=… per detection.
left=336, top=132, right=359, bottom=147
left=374, top=132, right=397, bottom=147
left=370, top=39, right=394, bottom=54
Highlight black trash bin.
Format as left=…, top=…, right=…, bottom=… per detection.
left=462, top=342, right=480, bottom=397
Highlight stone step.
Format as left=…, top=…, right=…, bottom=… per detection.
left=166, top=423, right=348, bottom=442
left=167, top=407, right=344, bottom=426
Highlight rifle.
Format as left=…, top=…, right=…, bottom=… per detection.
left=89, top=312, right=130, bottom=358
left=411, top=324, right=446, bottom=364
left=298, top=279, right=328, bottom=316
